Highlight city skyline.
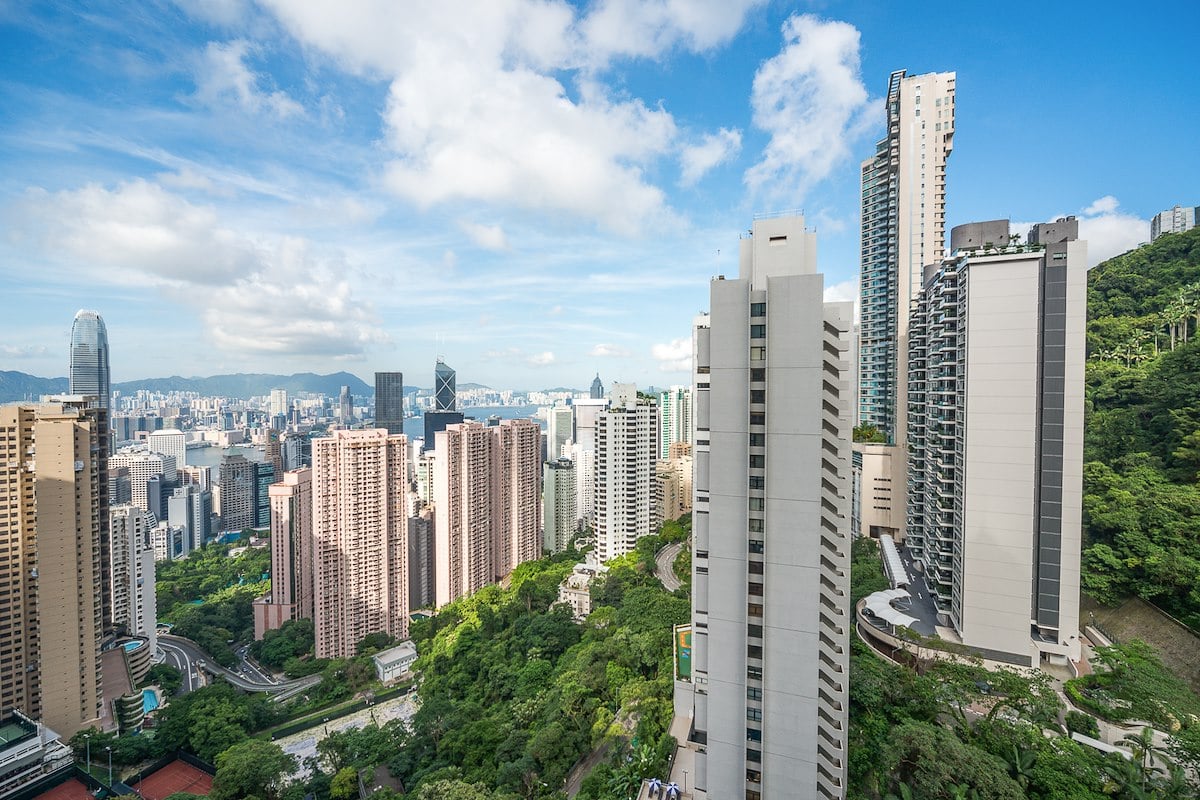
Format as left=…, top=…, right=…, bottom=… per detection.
left=3, top=3, right=1196, bottom=388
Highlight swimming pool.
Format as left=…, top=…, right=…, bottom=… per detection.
left=143, top=689, right=159, bottom=714
left=123, top=640, right=142, bottom=652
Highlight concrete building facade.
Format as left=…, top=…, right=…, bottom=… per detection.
left=906, top=221, right=1086, bottom=666
left=109, top=451, right=176, bottom=517
left=217, top=454, right=256, bottom=531
left=593, top=393, right=657, bottom=561
left=108, top=505, right=157, bottom=651
left=0, top=402, right=106, bottom=737
left=262, top=468, right=314, bottom=634
left=677, top=216, right=853, bottom=800
left=543, top=457, right=578, bottom=553
left=433, top=419, right=542, bottom=606
left=1151, top=204, right=1198, bottom=240
left=312, top=430, right=410, bottom=659
left=147, top=429, right=186, bottom=468
left=855, top=69, right=956, bottom=546
left=658, top=386, right=693, bottom=460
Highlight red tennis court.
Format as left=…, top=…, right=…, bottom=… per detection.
left=31, top=778, right=94, bottom=800
left=129, top=758, right=214, bottom=799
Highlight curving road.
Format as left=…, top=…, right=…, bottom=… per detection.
left=655, top=541, right=686, bottom=592
left=158, top=634, right=321, bottom=699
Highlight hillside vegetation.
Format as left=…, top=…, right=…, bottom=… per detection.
left=1082, top=226, right=1200, bottom=628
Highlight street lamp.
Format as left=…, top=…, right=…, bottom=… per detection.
left=106, top=746, right=113, bottom=786
left=83, top=733, right=91, bottom=773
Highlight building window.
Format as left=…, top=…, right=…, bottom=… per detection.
left=747, top=791, right=762, bottom=800
left=751, top=302, right=766, bottom=317
left=746, top=707, right=762, bottom=721
left=748, top=518, right=763, bottom=532
left=749, top=476, right=764, bottom=489
left=749, top=497, right=764, bottom=511
left=748, top=602, right=763, bottom=617
left=750, top=413, right=765, bottom=426
left=750, top=346, right=766, bottom=361
left=747, top=625, right=763, bottom=640
left=749, top=455, right=764, bottom=468
left=748, top=539, right=764, bottom=553
left=746, top=748, right=762, bottom=763
left=749, top=433, right=765, bottom=447
left=750, top=390, right=766, bottom=404
left=750, top=324, right=766, bottom=339
left=748, top=560, right=764, bottom=575
left=748, top=582, right=763, bottom=597
left=747, top=665, right=763, bottom=680
left=750, top=368, right=766, bottom=382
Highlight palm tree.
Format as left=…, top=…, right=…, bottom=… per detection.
left=1120, top=726, right=1167, bottom=790
left=1005, top=743, right=1037, bottom=789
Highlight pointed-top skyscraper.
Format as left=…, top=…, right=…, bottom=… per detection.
left=435, top=359, right=456, bottom=411
left=69, top=310, right=110, bottom=409
left=589, top=373, right=604, bottom=399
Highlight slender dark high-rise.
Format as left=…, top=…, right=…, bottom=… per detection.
left=69, top=310, right=110, bottom=409
left=375, top=372, right=405, bottom=435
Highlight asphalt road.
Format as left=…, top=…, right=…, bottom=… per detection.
left=655, top=541, right=686, bottom=592
left=158, top=634, right=321, bottom=697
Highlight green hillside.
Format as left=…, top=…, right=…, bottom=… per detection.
left=1083, top=226, right=1200, bottom=628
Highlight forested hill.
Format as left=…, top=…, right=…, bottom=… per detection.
left=1082, top=225, right=1200, bottom=628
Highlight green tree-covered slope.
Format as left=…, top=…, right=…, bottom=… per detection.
left=1083, top=226, right=1200, bottom=627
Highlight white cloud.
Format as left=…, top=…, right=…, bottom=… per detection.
left=652, top=337, right=691, bottom=372
left=579, top=0, right=768, bottom=64
left=194, top=40, right=303, bottom=118
left=19, top=180, right=386, bottom=358
left=679, top=128, right=742, bottom=186
left=1014, top=197, right=1148, bottom=268
left=1077, top=197, right=1147, bottom=266
left=256, top=0, right=762, bottom=234
left=590, top=343, right=632, bottom=358
left=744, top=15, right=874, bottom=200
left=1083, top=195, right=1120, bottom=216
left=0, top=344, right=49, bottom=359
left=458, top=220, right=511, bottom=251
left=528, top=351, right=556, bottom=366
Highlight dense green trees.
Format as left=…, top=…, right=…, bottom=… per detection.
left=210, top=739, right=297, bottom=800
left=387, top=541, right=687, bottom=798
left=251, top=618, right=316, bottom=671
left=1084, top=226, right=1200, bottom=627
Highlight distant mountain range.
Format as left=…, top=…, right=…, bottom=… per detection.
left=0, top=371, right=377, bottom=402
left=0, top=371, right=68, bottom=401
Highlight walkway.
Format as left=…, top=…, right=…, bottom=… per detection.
left=654, top=541, right=685, bottom=592
left=274, top=693, right=419, bottom=781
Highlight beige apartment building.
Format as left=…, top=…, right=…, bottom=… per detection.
left=433, top=419, right=541, bottom=607
left=255, top=468, right=314, bottom=638
left=312, top=431, right=410, bottom=659
left=0, top=401, right=105, bottom=737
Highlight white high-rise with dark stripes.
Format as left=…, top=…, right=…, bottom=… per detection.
left=679, top=215, right=852, bottom=800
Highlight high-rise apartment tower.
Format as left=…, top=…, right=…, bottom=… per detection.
left=0, top=402, right=106, bottom=737
left=677, top=215, right=853, bottom=800
left=906, top=219, right=1085, bottom=666
left=433, top=419, right=542, bottom=606
left=312, top=431, right=410, bottom=658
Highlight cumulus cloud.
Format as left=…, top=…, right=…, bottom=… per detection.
left=1077, top=196, right=1148, bottom=266
left=528, top=351, right=556, bottom=366
left=679, top=128, right=742, bottom=186
left=256, top=0, right=761, bottom=234
left=590, top=343, right=632, bottom=358
left=19, top=180, right=386, bottom=358
left=745, top=15, right=874, bottom=199
left=579, top=0, right=768, bottom=64
left=652, top=338, right=691, bottom=372
left=458, top=220, right=511, bottom=251
left=194, top=39, right=303, bottom=118
left=484, top=347, right=557, bottom=367
left=1014, top=196, right=1148, bottom=268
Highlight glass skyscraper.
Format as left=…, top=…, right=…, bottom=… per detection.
left=375, top=371, right=405, bottom=435
left=434, top=359, right=456, bottom=411
left=69, top=310, right=110, bottom=409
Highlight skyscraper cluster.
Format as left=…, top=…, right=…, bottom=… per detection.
left=256, top=360, right=546, bottom=658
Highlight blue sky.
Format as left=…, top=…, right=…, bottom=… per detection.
left=1, top=1, right=1196, bottom=390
